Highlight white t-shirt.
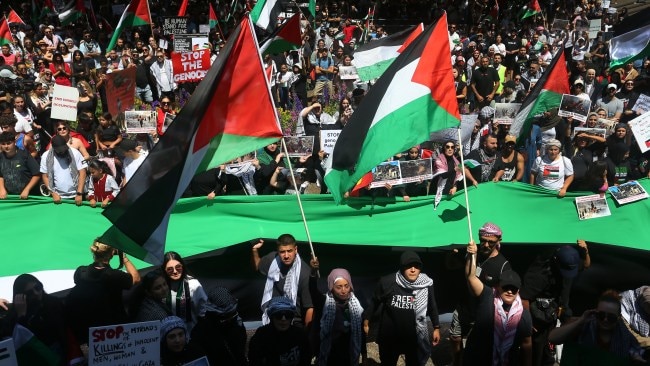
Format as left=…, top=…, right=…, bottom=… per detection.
left=39, top=148, right=87, bottom=198
left=123, top=151, right=148, bottom=183
left=531, top=155, right=574, bottom=190
left=14, top=110, right=34, bottom=134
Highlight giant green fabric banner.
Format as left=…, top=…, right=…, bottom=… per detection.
left=2, top=180, right=650, bottom=279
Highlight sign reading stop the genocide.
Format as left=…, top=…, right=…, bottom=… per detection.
left=171, top=49, right=211, bottom=83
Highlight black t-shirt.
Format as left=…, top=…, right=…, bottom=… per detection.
left=248, top=324, right=311, bottom=366
left=259, top=252, right=313, bottom=314
left=471, top=66, right=500, bottom=97
left=490, top=152, right=520, bottom=182
left=463, top=286, right=533, bottom=366
left=476, top=253, right=511, bottom=288
left=0, top=150, right=40, bottom=194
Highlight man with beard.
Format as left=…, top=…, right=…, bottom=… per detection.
left=491, top=135, right=525, bottom=182
left=466, top=133, right=500, bottom=183
left=595, top=84, right=624, bottom=122
left=470, top=56, right=500, bottom=109
left=584, top=68, right=603, bottom=104
left=39, top=135, right=87, bottom=205
left=150, top=51, right=177, bottom=101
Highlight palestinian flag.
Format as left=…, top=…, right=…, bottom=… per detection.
left=309, top=0, right=316, bottom=17
left=106, top=0, right=152, bottom=52
left=209, top=3, right=218, bottom=29
left=58, top=0, right=85, bottom=26
left=7, top=9, right=25, bottom=24
left=177, top=0, right=189, bottom=16
left=0, top=18, right=13, bottom=47
left=510, top=50, right=569, bottom=143
left=250, top=0, right=282, bottom=33
left=325, top=12, right=460, bottom=204
left=352, top=23, right=423, bottom=82
left=259, top=13, right=301, bottom=55
left=614, top=8, right=650, bottom=36
left=522, top=0, right=541, bottom=19
left=609, top=24, right=650, bottom=70
left=488, top=0, right=499, bottom=21
left=100, top=15, right=282, bottom=264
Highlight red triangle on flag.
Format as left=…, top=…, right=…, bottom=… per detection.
left=7, top=10, right=25, bottom=24
left=397, top=23, right=423, bottom=54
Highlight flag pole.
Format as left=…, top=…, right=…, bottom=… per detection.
left=279, top=137, right=318, bottom=263
left=456, top=128, right=474, bottom=243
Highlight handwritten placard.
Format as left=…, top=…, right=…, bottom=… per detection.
left=50, top=85, right=79, bottom=121
left=163, top=16, right=189, bottom=36
left=88, top=321, right=160, bottom=366
left=320, top=129, right=341, bottom=155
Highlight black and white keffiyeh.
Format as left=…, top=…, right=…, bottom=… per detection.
left=395, top=271, right=434, bottom=365
left=621, top=286, right=650, bottom=337
left=261, top=253, right=301, bottom=324
left=319, top=293, right=364, bottom=366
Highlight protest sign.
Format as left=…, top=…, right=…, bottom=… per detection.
left=399, top=158, right=433, bottom=183
left=0, top=338, right=17, bottom=366
left=163, top=16, right=189, bottom=35
left=595, top=118, right=616, bottom=136
left=171, top=49, right=211, bottom=83
left=370, top=161, right=402, bottom=188
left=198, top=24, right=210, bottom=34
left=320, top=129, right=341, bottom=155
left=285, top=136, right=314, bottom=157
left=50, top=85, right=79, bottom=121
left=608, top=181, right=649, bottom=205
left=105, top=67, right=136, bottom=117
left=551, top=19, right=569, bottom=30
left=162, top=113, right=175, bottom=134
left=173, top=34, right=210, bottom=52
left=575, top=194, right=611, bottom=220
left=629, top=111, right=650, bottom=153
left=588, top=19, right=601, bottom=39
left=225, top=151, right=257, bottom=168
left=572, top=127, right=606, bottom=139
left=559, top=94, right=591, bottom=122
left=125, top=111, right=157, bottom=134
left=338, top=65, right=359, bottom=80
left=634, top=94, right=650, bottom=114
left=88, top=321, right=160, bottom=366
left=494, top=103, right=521, bottom=125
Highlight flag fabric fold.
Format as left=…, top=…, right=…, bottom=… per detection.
left=106, top=0, right=151, bottom=52
left=58, top=0, right=85, bottom=26
left=209, top=4, right=218, bottom=29
left=0, top=18, right=14, bottom=46
left=259, top=13, right=302, bottom=55
left=177, top=0, right=189, bottom=16
left=352, top=23, right=423, bottom=82
left=522, top=0, right=541, bottom=19
left=325, top=11, right=460, bottom=204
left=510, top=50, right=569, bottom=142
left=8, top=9, right=25, bottom=24
left=250, top=0, right=282, bottom=33
left=609, top=24, right=650, bottom=70
left=100, top=15, right=283, bottom=264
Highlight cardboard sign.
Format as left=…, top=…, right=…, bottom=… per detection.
left=338, top=65, right=358, bottom=80
left=88, top=321, right=160, bottom=366
left=629, top=111, right=650, bottom=153
left=494, top=103, right=521, bottom=125
left=173, top=34, right=210, bottom=52
left=588, top=19, right=602, bottom=39
left=50, top=85, right=79, bottom=121
left=172, top=50, right=211, bottom=83
left=285, top=136, right=314, bottom=157
left=105, top=67, right=137, bottom=117
left=559, top=94, right=591, bottom=122
left=163, top=16, right=189, bottom=36
left=0, top=338, right=17, bottom=366
left=125, top=110, right=157, bottom=134
left=320, top=129, right=341, bottom=155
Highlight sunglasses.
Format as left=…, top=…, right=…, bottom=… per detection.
left=444, top=145, right=455, bottom=149
left=271, top=311, right=294, bottom=320
left=480, top=238, right=499, bottom=245
left=501, top=285, right=519, bottom=294
left=165, top=264, right=183, bottom=275
left=57, top=127, right=67, bottom=131
left=161, top=101, right=170, bottom=105
left=23, top=283, right=43, bottom=296
left=596, top=311, right=618, bottom=322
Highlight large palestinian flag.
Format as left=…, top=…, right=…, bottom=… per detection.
left=609, top=24, right=650, bottom=70
left=510, top=50, right=569, bottom=142
left=325, top=12, right=460, bottom=204
left=259, top=13, right=301, bottom=55
left=100, top=15, right=283, bottom=264
left=58, top=0, right=84, bottom=25
left=106, top=0, right=151, bottom=52
left=352, top=23, right=423, bottom=81
left=250, top=0, right=282, bottom=33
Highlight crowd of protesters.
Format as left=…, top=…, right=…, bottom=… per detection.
left=1, top=0, right=650, bottom=365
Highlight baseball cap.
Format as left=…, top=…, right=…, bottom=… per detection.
left=555, top=246, right=580, bottom=278
left=607, top=83, right=618, bottom=90
left=0, top=69, right=18, bottom=80
left=51, top=135, right=69, bottom=154
left=574, top=79, right=584, bottom=86
left=504, top=135, right=517, bottom=144
left=499, top=270, right=521, bottom=289
left=400, top=251, right=423, bottom=268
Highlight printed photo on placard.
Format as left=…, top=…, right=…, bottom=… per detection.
left=594, top=118, right=616, bottom=136
left=399, top=158, right=433, bottom=184
left=494, top=103, right=521, bottom=125
left=125, top=110, right=157, bottom=133
left=551, top=19, right=569, bottom=30
left=162, top=112, right=175, bottom=134
left=572, top=127, right=606, bottom=140
left=338, top=65, right=359, bottom=80
left=634, top=94, right=650, bottom=115
left=370, top=161, right=402, bottom=188
left=575, top=194, right=611, bottom=220
left=284, top=136, right=314, bottom=157
left=608, top=181, right=649, bottom=205
left=559, top=94, right=591, bottom=122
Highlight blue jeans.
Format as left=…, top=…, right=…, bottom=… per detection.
left=136, top=85, right=153, bottom=103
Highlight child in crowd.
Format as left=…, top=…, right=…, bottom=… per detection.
left=87, top=159, right=120, bottom=208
